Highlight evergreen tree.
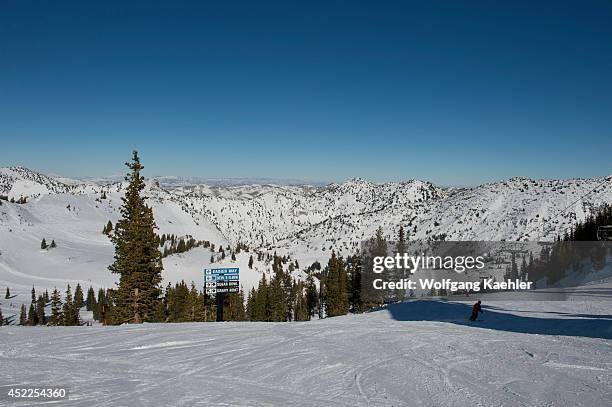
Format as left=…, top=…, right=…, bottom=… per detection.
left=282, top=268, right=294, bottom=321
left=74, top=283, right=84, bottom=309
left=176, top=239, right=186, bottom=253
left=103, top=289, right=116, bottom=324
left=246, top=288, right=256, bottom=320
left=520, top=256, right=528, bottom=279
left=94, top=288, right=107, bottom=322
left=31, top=286, right=36, bottom=303
left=103, top=220, right=113, bottom=235
left=253, top=273, right=269, bottom=321
left=44, top=289, right=49, bottom=303
left=388, top=227, right=408, bottom=302
left=50, top=240, right=56, bottom=248
left=36, top=295, right=46, bottom=325
left=19, top=304, right=27, bottom=325
left=268, top=258, right=288, bottom=321
left=62, top=284, right=79, bottom=326
left=109, top=151, right=163, bottom=324
left=248, top=255, right=254, bottom=269
left=227, top=290, right=246, bottom=321
left=165, top=281, right=189, bottom=322
left=305, top=274, right=319, bottom=317
left=0, top=307, right=3, bottom=326
left=362, top=228, right=388, bottom=306
left=5, top=287, right=10, bottom=299
left=41, top=238, right=47, bottom=249
left=397, top=226, right=407, bottom=254
left=49, top=288, right=62, bottom=326
left=186, top=283, right=206, bottom=322
left=348, top=254, right=364, bottom=312
left=162, top=282, right=172, bottom=321
left=325, top=251, right=349, bottom=317
left=375, top=226, right=387, bottom=255
left=86, top=286, right=96, bottom=311
left=293, top=280, right=310, bottom=321
left=28, top=303, right=38, bottom=325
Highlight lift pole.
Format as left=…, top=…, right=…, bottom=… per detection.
left=216, top=292, right=225, bottom=322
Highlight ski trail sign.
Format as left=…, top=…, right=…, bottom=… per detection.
left=204, top=267, right=240, bottom=295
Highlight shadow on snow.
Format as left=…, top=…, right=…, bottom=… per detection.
left=387, top=300, right=612, bottom=340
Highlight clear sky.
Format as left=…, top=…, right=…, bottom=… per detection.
left=1, top=1, right=611, bottom=185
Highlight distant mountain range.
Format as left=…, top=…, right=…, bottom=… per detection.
left=75, top=174, right=327, bottom=187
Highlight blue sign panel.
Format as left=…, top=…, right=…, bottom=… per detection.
left=204, top=267, right=240, bottom=295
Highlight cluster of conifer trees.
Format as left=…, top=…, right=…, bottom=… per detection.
left=569, top=203, right=612, bottom=241
left=162, top=281, right=246, bottom=322
left=0, top=195, right=27, bottom=204
left=104, top=220, right=212, bottom=259
left=519, top=204, right=612, bottom=285
left=244, top=232, right=397, bottom=321
left=40, top=238, right=56, bottom=249
left=245, top=255, right=314, bottom=321
left=160, top=235, right=210, bottom=258
left=12, top=284, right=82, bottom=326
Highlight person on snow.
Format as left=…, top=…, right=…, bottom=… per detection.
left=469, top=300, right=483, bottom=321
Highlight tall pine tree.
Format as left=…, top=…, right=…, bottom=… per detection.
left=74, top=283, right=84, bottom=309
left=62, top=284, right=79, bottom=326
left=109, top=151, right=163, bottom=324
left=325, top=251, right=349, bottom=317
left=19, top=304, right=27, bottom=325
left=28, top=303, right=37, bottom=325
left=36, top=295, right=46, bottom=325
left=49, top=288, right=62, bottom=326
left=86, top=286, right=96, bottom=311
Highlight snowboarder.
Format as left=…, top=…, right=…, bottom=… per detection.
left=469, top=300, right=482, bottom=321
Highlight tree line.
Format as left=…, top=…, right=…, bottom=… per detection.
left=1, top=284, right=83, bottom=326
left=523, top=204, right=612, bottom=285
left=0, top=195, right=27, bottom=204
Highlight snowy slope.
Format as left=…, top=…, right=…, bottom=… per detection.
left=0, top=183, right=226, bottom=288
left=1, top=284, right=610, bottom=406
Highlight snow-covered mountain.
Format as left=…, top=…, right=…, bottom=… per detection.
left=1, top=166, right=611, bottom=293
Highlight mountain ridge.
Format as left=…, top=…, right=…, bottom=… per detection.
left=2, top=167, right=612, bottom=252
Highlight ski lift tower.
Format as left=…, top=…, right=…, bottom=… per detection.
left=497, top=242, right=529, bottom=280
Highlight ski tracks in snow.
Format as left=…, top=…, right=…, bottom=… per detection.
left=1, top=309, right=611, bottom=406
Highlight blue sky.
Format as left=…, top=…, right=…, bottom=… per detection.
left=1, top=1, right=611, bottom=185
